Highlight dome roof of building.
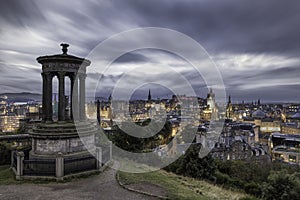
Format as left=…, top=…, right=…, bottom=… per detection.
left=252, top=109, right=266, bottom=118
left=291, top=112, right=300, bottom=119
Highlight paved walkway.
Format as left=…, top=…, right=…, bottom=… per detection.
left=0, top=164, right=158, bottom=200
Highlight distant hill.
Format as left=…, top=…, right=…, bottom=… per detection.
left=0, top=92, right=42, bottom=103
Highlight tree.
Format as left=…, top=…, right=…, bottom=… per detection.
left=111, top=121, right=173, bottom=152
left=172, top=144, right=216, bottom=180
left=0, top=142, right=11, bottom=165
left=112, top=126, right=145, bottom=152
left=262, top=170, right=300, bottom=200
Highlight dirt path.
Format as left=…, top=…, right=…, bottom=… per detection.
left=0, top=163, right=158, bottom=200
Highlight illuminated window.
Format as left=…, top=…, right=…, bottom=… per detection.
left=289, top=155, right=296, bottom=163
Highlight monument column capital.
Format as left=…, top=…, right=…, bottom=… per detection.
left=42, top=72, right=53, bottom=80
left=57, top=71, right=66, bottom=79
left=78, top=73, right=87, bottom=80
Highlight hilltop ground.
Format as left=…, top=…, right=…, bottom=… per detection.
left=0, top=164, right=253, bottom=200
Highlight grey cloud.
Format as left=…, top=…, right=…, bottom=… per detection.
left=0, top=63, right=41, bottom=93
left=114, top=52, right=150, bottom=63
left=228, top=84, right=300, bottom=103
left=113, top=0, right=300, bottom=55
left=1, top=0, right=300, bottom=102
left=223, top=64, right=300, bottom=87
left=0, top=0, right=45, bottom=27
left=87, top=67, right=209, bottom=100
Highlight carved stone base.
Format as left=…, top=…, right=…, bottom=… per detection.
left=29, top=121, right=97, bottom=157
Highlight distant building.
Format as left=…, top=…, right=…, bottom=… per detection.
left=0, top=100, right=41, bottom=132
left=281, top=123, right=300, bottom=134
left=286, top=112, right=300, bottom=127
left=226, top=95, right=233, bottom=119
left=206, top=88, right=216, bottom=110
left=285, top=104, right=300, bottom=113
left=211, top=140, right=253, bottom=160
left=269, top=132, right=300, bottom=165
left=202, top=88, right=218, bottom=121
left=243, top=114, right=281, bottom=144
left=210, top=122, right=270, bottom=162
left=0, top=114, right=24, bottom=132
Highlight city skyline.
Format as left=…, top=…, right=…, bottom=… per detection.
left=1, top=2, right=300, bottom=199
left=1, top=0, right=300, bottom=102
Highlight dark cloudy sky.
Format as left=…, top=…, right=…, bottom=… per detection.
left=1, top=0, right=300, bottom=103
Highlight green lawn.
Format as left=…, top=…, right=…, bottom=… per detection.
left=118, top=170, right=256, bottom=200
left=0, top=165, right=18, bottom=185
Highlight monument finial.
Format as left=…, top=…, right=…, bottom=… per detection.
left=60, top=43, right=69, bottom=54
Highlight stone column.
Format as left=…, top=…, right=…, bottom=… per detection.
left=55, top=152, right=64, bottom=180
left=58, top=72, right=66, bottom=121
left=79, top=74, right=86, bottom=121
left=70, top=75, right=74, bottom=120
left=71, top=73, right=79, bottom=121
left=96, top=147, right=102, bottom=169
left=32, top=138, right=37, bottom=153
left=41, top=72, right=47, bottom=121
left=16, top=151, right=24, bottom=180
left=45, top=72, right=53, bottom=121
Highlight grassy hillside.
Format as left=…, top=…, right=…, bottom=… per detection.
left=118, top=170, right=256, bottom=200
left=0, top=165, right=17, bottom=185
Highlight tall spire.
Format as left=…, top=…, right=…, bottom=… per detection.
left=148, top=89, right=152, bottom=101
left=228, top=95, right=231, bottom=104
left=108, top=93, right=112, bottom=103
left=96, top=100, right=101, bottom=124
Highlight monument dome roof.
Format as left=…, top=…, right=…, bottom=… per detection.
left=291, top=112, right=300, bottom=119
left=36, top=43, right=91, bottom=66
left=252, top=109, right=266, bottom=118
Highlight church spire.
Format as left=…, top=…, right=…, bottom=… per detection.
left=96, top=100, right=101, bottom=124
left=148, top=89, right=152, bottom=101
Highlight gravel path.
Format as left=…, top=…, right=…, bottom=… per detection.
left=0, top=163, right=158, bottom=200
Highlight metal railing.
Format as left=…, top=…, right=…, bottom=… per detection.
left=12, top=144, right=112, bottom=179
left=64, top=155, right=97, bottom=175
left=23, top=159, right=56, bottom=176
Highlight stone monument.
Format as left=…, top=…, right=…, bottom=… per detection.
left=25, top=44, right=99, bottom=177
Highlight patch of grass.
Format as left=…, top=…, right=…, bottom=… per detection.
left=0, top=165, right=56, bottom=185
left=0, top=165, right=18, bottom=185
left=116, top=157, right=159, bottom=173
left=118, top=169, right=256, bottom=200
